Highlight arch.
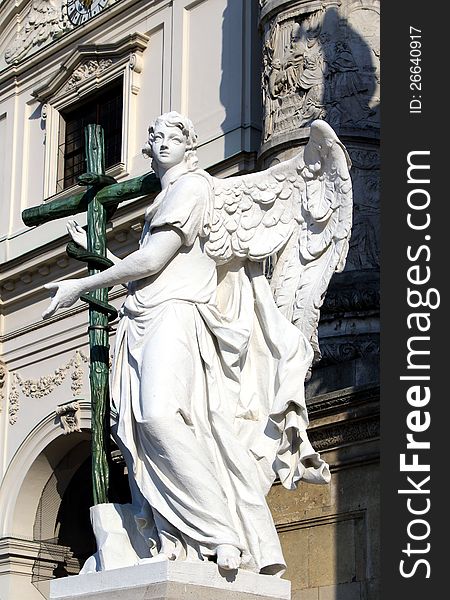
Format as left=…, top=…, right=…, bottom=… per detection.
left=0, top=400, right=91, bottom=539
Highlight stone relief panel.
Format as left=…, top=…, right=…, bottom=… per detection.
left=261, top=1, right=380, bottom=142
left=4, top=0, right=122, bottom=65
left=8, top=350, right=88, bottom=424
left=5, top=1, right=72, bottom=65
left=65, top=58, right=114, bottom=91
left=345, top=148, right=379, bottom=271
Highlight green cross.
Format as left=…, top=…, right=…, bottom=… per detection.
left=22, top=125, right=160, bottom=504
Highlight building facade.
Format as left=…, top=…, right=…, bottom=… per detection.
left=0, top=1, right=380, bottom=599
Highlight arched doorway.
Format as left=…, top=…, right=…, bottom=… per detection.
left=0, top=405, right=130, bottom=599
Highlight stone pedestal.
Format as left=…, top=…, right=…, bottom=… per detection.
left=50, top=559, right=291, bottom=600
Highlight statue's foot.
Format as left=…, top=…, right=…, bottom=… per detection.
left=216, top=544, right=241, bottom=570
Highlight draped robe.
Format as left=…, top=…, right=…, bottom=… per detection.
left=110, top=170, right=330, bottom=575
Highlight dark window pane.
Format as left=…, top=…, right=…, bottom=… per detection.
left=57, top=81, right=123, bottom=190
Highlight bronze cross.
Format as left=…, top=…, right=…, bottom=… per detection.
left=22, top=125, right=160, bottom=504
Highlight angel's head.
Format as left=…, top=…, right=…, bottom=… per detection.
left=142, top=112, right=199, bottom=176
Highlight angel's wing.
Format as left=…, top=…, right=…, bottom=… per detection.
left=205, top=119, right=352, bottom=364
left=204, top=153, right=305, bottom=265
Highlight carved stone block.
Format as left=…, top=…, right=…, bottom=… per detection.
left=50, top=561, right=291, bottom=600
left=55, top=400, right=81, bottom=434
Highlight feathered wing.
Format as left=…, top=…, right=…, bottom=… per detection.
left=290, top=120, right=353, bottom=363
left=204, top=154, right=305, bottom=265
left=204, top=119, right=352, bottom=363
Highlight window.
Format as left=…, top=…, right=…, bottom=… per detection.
left=57, top=81, right=123, bottom=192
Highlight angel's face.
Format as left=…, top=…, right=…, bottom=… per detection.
left=151, top=123, right=188, bottom=170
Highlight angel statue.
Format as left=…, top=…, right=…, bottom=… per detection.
left=43, top=111, right=352, bottom=576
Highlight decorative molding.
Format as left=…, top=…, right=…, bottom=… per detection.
left=306, top=384, right=379, bottom=416
left=55, top=400, right=81, bottom=434
left=65, top=58, right=114, bottom=91
left=0, top=218, right=143, bottom=306
left=8, top=385, right=19, bottom=425
left=33, top=31, right=150, bottom=104
left=275, top=509, right=365, bottom=533
left=319, top=334, right=379, bottom=365
left=8, top=351, right=88, bottom=425
left=309, top=416, right=379, bottom=452
left=0, top=361, right=6, bottom=412
left=0, top=535, right=70, bottom=573
left=0, top=287, right=125, bottom=344
left=321, top=285, right=379, bottom=316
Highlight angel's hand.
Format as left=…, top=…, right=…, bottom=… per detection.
left=67, top=220, right=88, bottom=250
left=42, top=280, right=85, bottom=319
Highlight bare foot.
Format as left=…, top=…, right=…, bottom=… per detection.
left=216, top=544, right=241, bottom=570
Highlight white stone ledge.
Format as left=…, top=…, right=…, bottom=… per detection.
left=50, top=559, right=291, bottom=600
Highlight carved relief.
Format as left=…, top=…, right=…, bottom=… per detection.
left=66, top=59, right=114, bottom=90
left=309, top=417, right=379, bottom=451
left=345, top=149, right=380, bottom=271
left=319, top=335, right=379, bottom=366
left=4, top=1, right=124, bottom=65
left=56, top=400, right=81, bottom=433
left=8, top=351, right=88, bottom=424
left=0, top=362, right=6, bottom=412
left=71, top=351, right=88, bottom=395
left=8, top=384, right=19, bottom=425
left=322, top=285, right=379, bottom=315
left=5, top=1, right=72, bottom=65
left=261, top=2, right=380, bottom=141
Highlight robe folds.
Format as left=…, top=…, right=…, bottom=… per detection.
left=110, top=171, right=330, bottom=575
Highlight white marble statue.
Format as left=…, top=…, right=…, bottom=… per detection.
left=43, top=112, right=352, bottom=575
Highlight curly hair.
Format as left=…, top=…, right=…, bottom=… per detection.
left=142, top=111, right=199, bottom=175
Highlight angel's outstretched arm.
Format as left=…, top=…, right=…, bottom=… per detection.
left=42, top=226, right=183, bottom=319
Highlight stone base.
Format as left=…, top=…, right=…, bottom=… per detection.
left=50, top=558, right=291, bottom=600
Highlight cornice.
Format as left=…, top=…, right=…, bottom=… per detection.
left=33, top=30, right=149, bottom=103
left=306, top=383, right=380, bottom=417
left=275, top=508, right=365, bottom=533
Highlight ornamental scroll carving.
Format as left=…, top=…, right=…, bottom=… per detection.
left=8, top=350, right=88, bottom=424
left=66, top=59, right=114, bottom=90
left=261, top=2, right=380, bottom=142
left=309, top=417, right=379, bottom=451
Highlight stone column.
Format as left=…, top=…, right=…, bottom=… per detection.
left=260, top=2, right=380, bottom=598
left=259, top=0, right=380, bottom=396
